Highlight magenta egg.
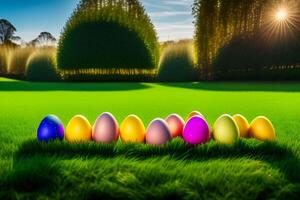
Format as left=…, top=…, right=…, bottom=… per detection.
left=92, top=112, right=119, bottom=143
left=183, top=116, right=210, bottom=145
left=146, top=118, right=172, bottom=145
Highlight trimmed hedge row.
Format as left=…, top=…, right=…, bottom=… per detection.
left=212, top=29, right=300, bottom=80
left=57, top=0, right=159, bottom=70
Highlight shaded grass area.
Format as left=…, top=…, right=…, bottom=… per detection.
left=2, top=78, right=300, bottom=92
left=160, top=82, right=300, bottom=92
left=1, top=139, right=299, bottom=199
left=0, top=78, right=151, bottom=91
left=14, top=139, right=300, bottom=183
left=0, top=78, right=300, bottom=199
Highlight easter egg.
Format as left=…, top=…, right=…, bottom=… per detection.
left=37, top=115, right=64, bottom=142
left=233, top=114, right=250, bottom=138
left=186, top=111, right=204, bottom=121
left=165, top=114, right=185, bottom=138
left=183, top=116, right=210, bottom=145
left=66, top=115, right=92, bottom=142
left=213, top=114, right=239, bottom=144
left=249, top=116, right=276, bottom=141
left=146, top=118, right=172, bottom=145
left=93, top=112, right=119, bottom=143
left=120, top=115, right=145, bottom=143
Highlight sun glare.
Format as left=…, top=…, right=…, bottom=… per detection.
left=275, top=8, right=288, bottom=21
left=262, top=2, right=300, bottom=40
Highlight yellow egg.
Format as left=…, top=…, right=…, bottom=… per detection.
left=213, top=114, right=240, bottom=144
left=249, top=116, right=276, bottom=141
left=233, top=114, right=250, bottom=138
left=66, top=115, right=92, bottom=142
left=120, top=115, right=145, bottom=143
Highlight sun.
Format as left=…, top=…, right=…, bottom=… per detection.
left=261, top=2, right=300, bottom=40
left=275, top=8, right=288, bottom=21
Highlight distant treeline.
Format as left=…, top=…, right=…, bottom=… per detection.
left=2, top=0, right=300, bottom=82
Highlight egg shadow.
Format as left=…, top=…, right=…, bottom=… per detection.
left=8, top=138, right=300, bottom=186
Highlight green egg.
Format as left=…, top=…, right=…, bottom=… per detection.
left=213, top=114, right=240, bottom=145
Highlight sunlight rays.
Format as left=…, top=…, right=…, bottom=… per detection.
left=262, top=1, right=300, bottom=40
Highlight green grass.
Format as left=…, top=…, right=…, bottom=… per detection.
left=0, top=77, right=299, bottom=199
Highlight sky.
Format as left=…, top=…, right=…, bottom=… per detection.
left=0, top=0, right=194, bottom=42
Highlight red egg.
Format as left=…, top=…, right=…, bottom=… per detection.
left=165, top=114, right=185, bottom=138
left=92, top=112, right=119, bottom=143
left=146, top=118, right=172, bottom=145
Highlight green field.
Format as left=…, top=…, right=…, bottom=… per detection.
left=0, top=77, right=299, bottom=199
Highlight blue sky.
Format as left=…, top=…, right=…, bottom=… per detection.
left=0, top=0, right=194, bottom=42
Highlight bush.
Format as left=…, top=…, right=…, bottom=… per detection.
left=9, top=47, right=35, bottom=75
left=26, top=49, right=58, bottom=82
left=57, top=0, right=159, bottom=71
left=213, top=29, right=300, bottom=80
left=158, top=40, right=197, bottom=82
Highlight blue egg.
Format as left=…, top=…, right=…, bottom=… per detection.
left=37, top=115, right=65, bottom=142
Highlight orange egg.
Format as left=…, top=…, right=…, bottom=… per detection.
left=249, top=116, right=276, bottom=141
left=186, top=111, right=204, bottom=121
left=233, top=114, right=250, bottom=138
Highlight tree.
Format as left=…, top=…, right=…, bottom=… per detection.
left=29, top=32, right=57, bottom=47
left=10, top=36, right=25, bottom=46
left=193, top=0, right=300, bottom=79
left=0, top=19, right=17, bottom=45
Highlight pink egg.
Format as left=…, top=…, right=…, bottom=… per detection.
left=146, top=118, right=172, bottom=145
left=92, top=112, right=119, bottom=143
left=165, top=114, right=185, bottom=138
left=183, top=116, right=210, bottom=145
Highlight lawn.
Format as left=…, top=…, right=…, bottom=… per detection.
left=0, top=77, right=299, bottom=199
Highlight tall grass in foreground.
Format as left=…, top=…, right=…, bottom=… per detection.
left=158, top=40, right=197, bottom=82
left=1, top=138, right=299, bottom=199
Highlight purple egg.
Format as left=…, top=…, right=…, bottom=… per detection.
left=146, top=118, right=172, bottom=145
left=37, top=115, right=65, bottom=142
left=183, top=116, right=210, bottom=145
left=93, top=112, right=119, bottom=143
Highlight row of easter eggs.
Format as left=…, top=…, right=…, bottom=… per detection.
left=37, top=111, right=276, bottom=145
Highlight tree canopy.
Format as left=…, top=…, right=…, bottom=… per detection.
left=0, top=19, right=19, bottom=46
left=29, top=32, right=57, bottom=47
